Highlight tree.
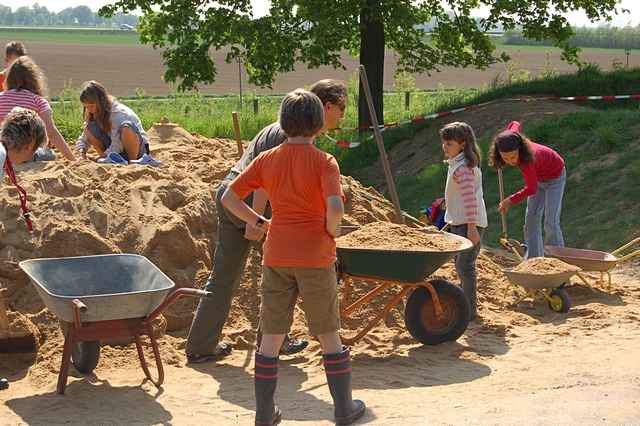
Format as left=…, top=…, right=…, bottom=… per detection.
left=0, top=5, right=13, bottom=25
left=12, top=6, right=32, bottom=25
left=73, top=5, right=94, bottom=26
left=101, top=0, right=624, bottom=129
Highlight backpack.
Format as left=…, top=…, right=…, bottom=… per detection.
left=421, top=197, right=446, bottom=230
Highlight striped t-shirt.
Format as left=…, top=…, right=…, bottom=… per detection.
left=444, top=152, right=488, bottom=227
left=0, top=89, right=51, bottom=123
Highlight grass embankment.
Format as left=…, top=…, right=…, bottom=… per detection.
left=395, top=109, right=640, bottom=251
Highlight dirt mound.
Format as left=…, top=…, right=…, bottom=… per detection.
left=0, top=123, right=416, bottom=384
left=356, top=99, right=591, bottom=188
left=3, top=122, right=594, bottom=387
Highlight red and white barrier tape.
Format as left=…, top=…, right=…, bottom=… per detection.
left=331, top=94, right=640, bottom=149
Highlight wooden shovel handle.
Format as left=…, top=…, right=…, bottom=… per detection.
left=498, top=168, right=508, bottom=237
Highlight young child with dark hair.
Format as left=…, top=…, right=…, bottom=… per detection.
left=489, top=121, right=566, bottom=258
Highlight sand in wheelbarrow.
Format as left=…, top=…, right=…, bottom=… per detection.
left=336, top=221, right=462, bottom=251
left=513, top=257, right=581, bottom=274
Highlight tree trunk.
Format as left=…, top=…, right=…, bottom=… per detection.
left=358, top=0, right=384, bottom=132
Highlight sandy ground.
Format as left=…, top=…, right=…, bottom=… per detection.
left=1, top=264, right=639, bottom=425
left=1, top=123, right=639, bottom=425
left=3, top=41, right=638, bottom=96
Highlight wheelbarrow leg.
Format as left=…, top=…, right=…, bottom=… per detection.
left=57, top=325, right=74, bottom=395
left=134, top=325, right=164, bottom=388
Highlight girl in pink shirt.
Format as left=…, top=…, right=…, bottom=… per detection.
left=0, top=56, right=75, bottom=161
left=489, top=121, right=566, bottom=258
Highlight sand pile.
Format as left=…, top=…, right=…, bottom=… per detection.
left=0, top=122, right=530, bottom=387
left=0, top=122, right=418, bottom=383
left=513, top=257, right=581, bottom=274
left=336, top=222, right=462, bottom=251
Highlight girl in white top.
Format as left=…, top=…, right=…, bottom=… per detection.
left=440, top=121, right=487, bottom=320
left=75, top=80, right=149, bottom=162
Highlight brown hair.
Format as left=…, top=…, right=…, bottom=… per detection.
left=439, top=121, right=482, bottom=168
left=5, top=41, right=27, bottom=58
left=5, top=56, right=48, bottom=97
left=488, top=130, right=535, bottom=168
left=1, top=107, right=47, bottom=152
left=308, top=79, right=347, bottom=106
left=279, top=89, right=324, bottom=137
left=79, top=80, right=113, bottom=135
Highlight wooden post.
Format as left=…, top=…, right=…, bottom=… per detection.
left=404, top=92, right=410, bottom=111
left=253, top=98, right=259, bottom=115
left=231, top=112, right=244, bottom=158
left=359, top=65, right=404, bottom=224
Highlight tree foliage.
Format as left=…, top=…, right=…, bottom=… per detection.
left=101, top=0, right=624, bottom=127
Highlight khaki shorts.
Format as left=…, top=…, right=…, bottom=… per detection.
left=260, top=266, right=341, bottom=336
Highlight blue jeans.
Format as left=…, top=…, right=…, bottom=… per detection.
left=524, top=167, right=566, bottom=258
left=86, top=120, right=149, bottom=161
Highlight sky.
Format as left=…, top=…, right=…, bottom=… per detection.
left=5, top=0, right=640, bottom=27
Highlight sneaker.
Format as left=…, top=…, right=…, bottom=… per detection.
left=186, top=342, right=233, bottom=364
left=32, top=147, right=56, bottom=162
left=97, top=152, right=128, bottom=165
left=280, top=337, right=309, bottom=355
left=130, top=153, right=162, bottom=167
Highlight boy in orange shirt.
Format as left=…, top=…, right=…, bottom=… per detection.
left=222, top=89, right=365, bottom=425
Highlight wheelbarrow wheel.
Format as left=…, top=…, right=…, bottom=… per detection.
left=71, top=341, right=101, bottom=374
left=59, top=321, right=101, bottom=374
left=404, top=279, right=470, bottom=345
left=547, top=288, right=571, bottom=313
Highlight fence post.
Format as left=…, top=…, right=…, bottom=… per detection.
left=253, top=98, right=259, bottom=115
left=404, top=92, right=410, bottom=111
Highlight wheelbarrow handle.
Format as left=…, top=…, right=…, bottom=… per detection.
left=611, top=237, right=640, bottom=260
left=71, top=299, right=87, bottom=328
left=145, top=287, right=211, bottom=323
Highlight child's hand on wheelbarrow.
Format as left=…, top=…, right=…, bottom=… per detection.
left=244, top=223, right=266, bottom=241
left=498, top=199, right=512, bottom=213
left=245, top=215, right=270, bottom=241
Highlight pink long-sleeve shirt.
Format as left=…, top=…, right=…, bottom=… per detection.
left=508, top=142, right=565, bottom=205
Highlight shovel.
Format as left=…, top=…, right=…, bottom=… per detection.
left=498, top=168, right=526, bottom=261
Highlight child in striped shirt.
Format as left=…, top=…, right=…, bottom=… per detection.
left=440, top=122, right=487, bottom=320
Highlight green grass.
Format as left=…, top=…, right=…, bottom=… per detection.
left=393, top=109, right=640, bottom=251
left=0, top=28, right=140, bottom=45
left=51, top=88, right=479, bottom=143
